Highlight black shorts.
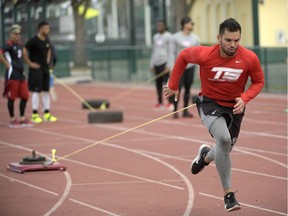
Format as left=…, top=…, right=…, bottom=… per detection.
left=28, top=68, right=50, bottom=92
left=196, top=96, right=245, bottom=144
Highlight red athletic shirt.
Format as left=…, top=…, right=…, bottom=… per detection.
left=168, top=44, right=264, bottom=107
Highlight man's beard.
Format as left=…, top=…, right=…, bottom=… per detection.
left=220, top=42, right=237, bottom=56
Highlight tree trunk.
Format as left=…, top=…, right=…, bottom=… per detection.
left=170, top=0, right=195, bottom=32
left=73, top=10, right=87, bottom=67
left=72, top=0, right=90, bottom=68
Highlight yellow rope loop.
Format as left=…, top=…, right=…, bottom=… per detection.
left=52, top=70, right=196, bottom=164
left=53, top=69, right=169, bottom=113
left=53, top=75, right=97, bottom=112
left=109, top=69, right=169, bottom=102
left=54, top=103, right=196, bottom=163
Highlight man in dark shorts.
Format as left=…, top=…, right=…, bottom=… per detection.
left=23, top=21, right=57, bottom=123
left=0, top=24, right=32, bottom=128
left=164, top=18, right=264, bottom=212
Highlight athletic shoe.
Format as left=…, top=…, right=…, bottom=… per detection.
left=166, top=103, right=174, bottom=111
left=224, top=192, right=241, bottom=212
left=173, top=113, right=179, bottom=119
left=191, top=144, right=211, bottom=174
left=43, top=113, right=57, bottom=122
left=9, top=119, right=21, bottom=128
left=19, top=118, right=34, bottom=127
left=31, top=114, right=43, bottom=124
left=154, top=103, right=164, bottom=110
left=183, top=110, right=193, bottom=118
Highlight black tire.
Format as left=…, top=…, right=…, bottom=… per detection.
left=82, top=99, right=110, bottom=109
left=88, top=111, right=123, bottom=123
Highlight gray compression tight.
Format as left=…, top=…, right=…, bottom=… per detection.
left=206, top=116, right=233, bottom=190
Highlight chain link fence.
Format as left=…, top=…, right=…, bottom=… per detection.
left=0, top=46, right=286, bottom=93
left=52, top=46, right=287, bottom=93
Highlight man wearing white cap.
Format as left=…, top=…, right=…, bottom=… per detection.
left=0, top=24, right=32, bottom=128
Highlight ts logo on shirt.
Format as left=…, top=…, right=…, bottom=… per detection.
left=209, top=67, right=243, bottom=82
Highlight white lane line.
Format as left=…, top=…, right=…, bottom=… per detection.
left=0, top=172, right=58, bottom=196
left=2, top=127, right=194, bottom=215
left=199, top=192, right=287, bottom=216
left=236, top=146, right=287, bottom=157
left=229, top=167, right=287, bottom=181
left=43, top=171, right=72, bottom=216
left=102, top=142, right=194, bottom=216
left=0, top=140, right=72, bottom=216
left=235, top=148, right=287, bottom=168
left=2, top=119, right=284, bottom=215
left=51, top=143, right=194, bottom=215
left=96, top=124, right=288, bottom=168
left=0, top=171, right=120, bottom=216
left=139, top=150, right=288, bottom=181
left=0, top=142, right=122, bottom=216
left=126, top=109, right=287, bottom=127
left=101, top=124, right=288, bottom=168
left=241, top=130, right=287, bottom=139
left=62, top=157, right=184, bottom=190
left=70, top=199, right=121, bottom=216
left=244, top=118, right=287, bottom=126
left=0, top=140, right=52, bottom=160
left=22, top=124, right=287, bottom=178
left=72, top=179, right=184, bottom=186
left=1, top=110, right=286, bottom=140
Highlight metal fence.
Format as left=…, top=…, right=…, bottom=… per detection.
left=256, top=47, right=287, bottom=92
left=0, top=46, right=287, bottom=93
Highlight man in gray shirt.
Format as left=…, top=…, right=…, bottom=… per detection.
left=169, top=16, right=200, bottom=118
left=150, top=20, right=173, bottom=110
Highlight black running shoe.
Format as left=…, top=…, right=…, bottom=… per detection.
left=173, top=113, right=179, bottom=119
left=183, top=111, right=193, bottom=118
left=224, top=192, right=241, bottom=212
left=191, top=144, right=211, bottom=174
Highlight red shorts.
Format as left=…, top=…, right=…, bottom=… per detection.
left=3, top=80, right=29, bottom=100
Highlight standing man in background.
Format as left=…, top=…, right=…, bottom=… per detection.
left=150, top=20, right=173, bottom=110
left=169, top=16, right=200, bottom=118
left=23, top=21, right=57, bottom=123
left=0, top=24, right=32, bottom=128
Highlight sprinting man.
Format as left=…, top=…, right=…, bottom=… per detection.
left=150, top=20, right=173, bottom=110
left=164, top=18, right=264, bottom=211
left=23, top=21, right=57, bottom=123
left=0, top=24, right=32, bottom=128
left=169, top=16, right=200, bottom=118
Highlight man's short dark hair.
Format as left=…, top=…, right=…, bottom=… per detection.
left=157, top=19, right=166, bottom=26
left=180, top=16, right=192, bottom=30
left=219, top=18, right=241, bottom=35
left=37, top=21, right=49, bottom=30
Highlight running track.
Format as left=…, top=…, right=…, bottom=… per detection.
left=0, top=81, right=287, bottom=216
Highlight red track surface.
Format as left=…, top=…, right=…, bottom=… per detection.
left=0, top=81, right=287, bottom=216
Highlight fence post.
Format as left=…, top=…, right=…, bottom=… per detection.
left=108, top=49, right=112, bottom=80
left=1, top=0, right=5, bottom=44
left=263, top=47, right=268, bottom=91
